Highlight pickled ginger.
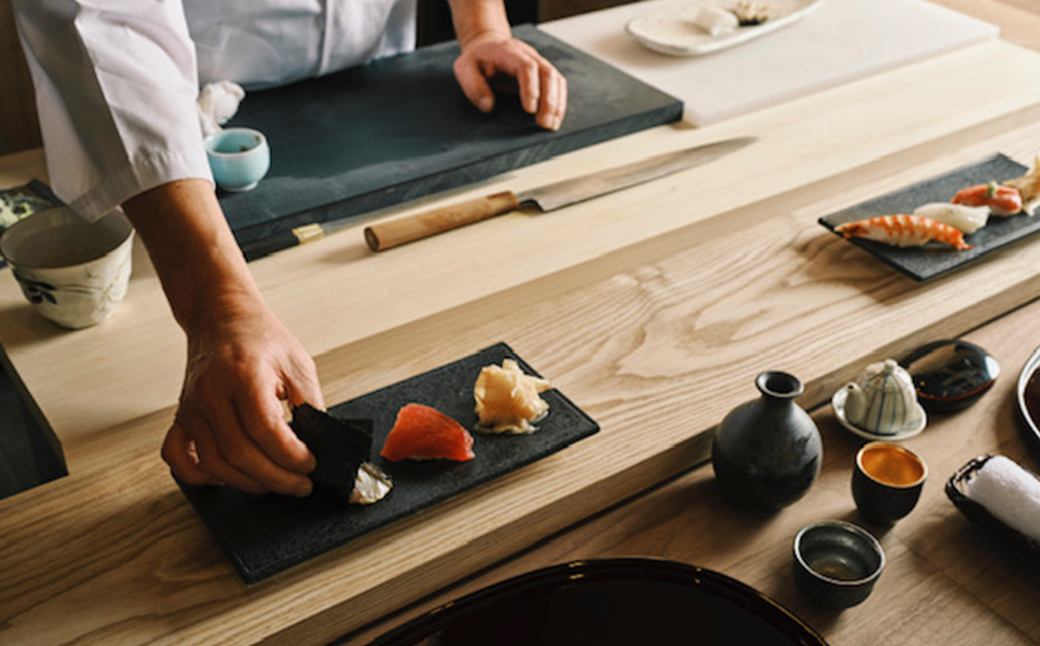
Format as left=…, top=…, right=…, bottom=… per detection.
left=474, top=359, right=553, bottom=434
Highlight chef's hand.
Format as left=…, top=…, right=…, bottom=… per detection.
left=122, top=179, right=322, bottom=497
left=161, top=297, right=322, bottom=496
left=453, top=30, right=567, bottom=131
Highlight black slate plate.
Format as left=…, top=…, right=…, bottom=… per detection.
left=818, top=154, right=1033, bottom=281
left=366, top=558, right=829, bottom=646
left=176, top=343, right=599, bottom=584
left=222, top=24, right=683, bottom=254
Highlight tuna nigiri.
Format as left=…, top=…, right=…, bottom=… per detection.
left=951, top=181, right=1022, bottom=216
left=1002, top=157, right=1040, bottom=215
left=835, top=214, right=972, bottom=250
left=912, top=202, right=989, bottom=234
left=379, top=403, right=475, bottom=462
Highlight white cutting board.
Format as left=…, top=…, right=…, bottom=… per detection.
left=540, top=0, right=998, bottom=126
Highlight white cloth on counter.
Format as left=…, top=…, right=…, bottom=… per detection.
left=196, top=81, right=246, bottom=138
left=12, top=0, right=417, bottom=221
left=965, top=455, right=1040, bottom=542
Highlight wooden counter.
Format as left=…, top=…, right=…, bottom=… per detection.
left=3, top=2, right=1040, bottom=644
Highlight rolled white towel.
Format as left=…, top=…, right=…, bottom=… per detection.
left=196, top=81, right=246, bottom=137
left=965, top=455, right=1040, bottom=542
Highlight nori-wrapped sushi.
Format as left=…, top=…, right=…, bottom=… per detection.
left=289, top=403, right=374, bottom=500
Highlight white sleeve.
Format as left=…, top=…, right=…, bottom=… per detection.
left=12, top=0, right=213, bottom=221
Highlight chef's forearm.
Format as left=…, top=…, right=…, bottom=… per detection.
left=122, top=179, right=264, bottom=334
left=447, top=0, right=512, bottom=48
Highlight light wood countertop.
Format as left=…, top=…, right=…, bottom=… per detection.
left=3, top=2, right=1040, bottom=644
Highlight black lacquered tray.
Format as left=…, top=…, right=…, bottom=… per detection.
left=176, top=342, right=599, bottom=584
left=819, top=154, right=1034, bottom=281
left=365, top=558, right=829, bottom=646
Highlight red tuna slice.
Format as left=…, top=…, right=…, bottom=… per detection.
left=380, top=403, right=476, bottom=462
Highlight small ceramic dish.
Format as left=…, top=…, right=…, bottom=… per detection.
left=625, top=0, right=825, bottom=57
left=946, top=454, right=1040, bottom=555
left=204, top=127, right=271, bottom=192
left=792, top=521, right=885, bottom=609
left=831, top=387, right=926, bottom=442
left=901, top=340, right=999, bottom=413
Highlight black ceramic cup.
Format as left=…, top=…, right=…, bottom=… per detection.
left=852, top=442, right=927, bottom=525
left=792, top=521, right=885, bottom=610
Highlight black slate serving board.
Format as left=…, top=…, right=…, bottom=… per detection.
left=221, top=24, right=684, bottom=253
left=176, top=343, right=599, bottom=584
left=819, top=154, right=1034, bottom=281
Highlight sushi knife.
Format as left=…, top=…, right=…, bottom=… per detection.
left=363, top=136, right=757, bottom=252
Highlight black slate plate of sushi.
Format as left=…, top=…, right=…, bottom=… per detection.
left=818, top=154, right=1034, bottom=281
left=175, top=342, right=599, bottom=584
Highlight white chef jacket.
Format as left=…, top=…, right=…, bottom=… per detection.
left=13, top=0, right=418, bottom=221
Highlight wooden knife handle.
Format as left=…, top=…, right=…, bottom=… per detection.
left=364, top=191, right=521, bottom=252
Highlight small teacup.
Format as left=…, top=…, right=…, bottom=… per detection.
left=852, top=441, right=928, bottom=525
left=0, top=206, right=134, bottom=329
left=204, top=127, right=270, bottom=192
left=793, top=520, right=885, bottom=609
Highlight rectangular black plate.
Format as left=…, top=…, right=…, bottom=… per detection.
left=176, top=343, right=599, bottom=584
left=818, top=154, right=1034, bottom=281
left=222, top=24, right=683, bottom=253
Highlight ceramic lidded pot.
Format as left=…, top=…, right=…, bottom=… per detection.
left=711, top=371, right=823, bottom=511
left=842, top=359, right=922, bottom=435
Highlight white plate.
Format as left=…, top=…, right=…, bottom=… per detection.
left=831, top=387, right=927, bottom=442
left=625, top=0, right=826, bottom=57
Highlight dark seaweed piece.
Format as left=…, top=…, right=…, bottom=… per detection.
left=289, top=403, right=372, bottom=500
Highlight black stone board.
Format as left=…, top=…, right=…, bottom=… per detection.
left=0, top=340, right=66, bottom=499
left=175, top=342, right=599, bottom=584
left=819, top=154, right=1034, bottom=281
left=221, top=24, right=684, bottom=251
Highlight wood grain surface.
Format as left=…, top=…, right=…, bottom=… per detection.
left=2, top=3, right=1040, bottom=646
left=347, top=294, right=1040, bottom=645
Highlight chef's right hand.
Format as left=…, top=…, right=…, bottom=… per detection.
left=160, top=297, right=322, bottom=496
left=452, top=30, right=567, bottom=132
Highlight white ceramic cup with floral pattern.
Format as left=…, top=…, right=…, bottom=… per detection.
left=0, top=206, right=134, bottom=329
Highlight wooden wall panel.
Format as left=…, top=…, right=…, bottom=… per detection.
left=0, top=0, right=41, bottom=156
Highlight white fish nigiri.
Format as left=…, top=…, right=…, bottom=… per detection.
left=685, top=5, right=739, bottom=36
left=912, top=202, right=990, bottom=234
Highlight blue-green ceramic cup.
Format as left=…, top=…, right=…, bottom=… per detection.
left=204, top=127, right=270, bottom=192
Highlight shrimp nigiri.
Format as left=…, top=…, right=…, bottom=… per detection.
left=951, top=181, right=1022, bottom=216
left=835, top=214, right=972, bottom=250
left=1002, top=157, right=1040, bottom=215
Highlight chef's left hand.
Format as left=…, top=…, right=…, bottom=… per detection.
left=453, top=31, right=567, bottom=131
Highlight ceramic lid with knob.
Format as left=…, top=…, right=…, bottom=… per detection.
left=835, top=359, right=927, bottom=438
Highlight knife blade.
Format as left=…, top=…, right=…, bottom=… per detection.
left=363, top=136, right=756, bottom=252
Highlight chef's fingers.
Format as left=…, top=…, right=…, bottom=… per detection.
left=176, top=406, right=267, bottom=494
left=536, top=62, right=567, bottom=131
left=283, top=352, right=325, bottom=412
left=161, top=422, right=221, bottom=486
left=201, top=393, right=313, bottom=497
left=453, top=56, right=496, bottom=113
left=514, top=54, right=542, bottom=116
left=238, top=370, right=318, bottom=477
